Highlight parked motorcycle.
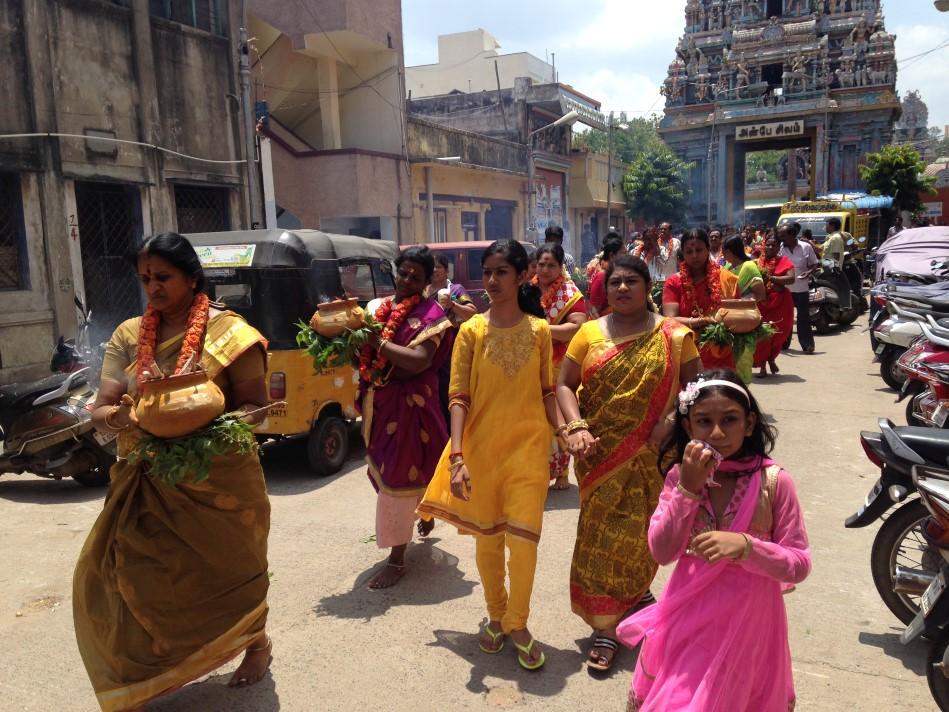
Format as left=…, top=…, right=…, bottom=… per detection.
left=846, top=418, right=949, bottom=624
left=899, top=319, right=949, bottom=428
left=809, top=258, right=859, bottom=334
left=0, top=298, right=114, bottom=487
left=897, top=463, right=949, bottom=710
left=871, top=285, right=949, bottom=390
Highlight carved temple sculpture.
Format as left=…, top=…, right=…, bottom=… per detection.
left=658, top=0, right=899, bottom=224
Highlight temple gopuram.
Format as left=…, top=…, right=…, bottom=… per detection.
left=660, top=0, right=899, bottom=225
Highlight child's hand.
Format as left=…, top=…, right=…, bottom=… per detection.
left=691, top=531, right=750, bottom=563
left=679, top=441, right=717, bottom=494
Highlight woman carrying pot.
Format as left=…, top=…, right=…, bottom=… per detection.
left=661, top=228, right=739, bottom=371
left=722, top=235, right=767, bottom=383
left=76, top=233, right=273, bottom=711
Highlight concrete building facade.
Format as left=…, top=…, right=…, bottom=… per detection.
left=408, top=75, right=607, bottom=257
left=248, top=0, right=411, bottom=242
left=0, top=0, right=248, bottom=383
left=405, top=29, right=555, bottom=99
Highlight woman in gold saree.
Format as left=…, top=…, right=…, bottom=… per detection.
left=75, top=233, right=272, bottom=711
left=557, top=254, right=701, bottom=673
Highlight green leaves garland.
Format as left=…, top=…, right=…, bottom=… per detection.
left=295, top=314, right=381, bottom=374
left=127, top=414, right=257, bottom=487
left=699, top=321, right=777, bottom=349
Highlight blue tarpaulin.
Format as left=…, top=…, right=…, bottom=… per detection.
left=817, top=192, right=894, bottom=210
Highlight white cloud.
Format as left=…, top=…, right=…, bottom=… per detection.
left=569, top=68, right=664, bottom=116
left=892, top=23, right=949, bottom=130
left=558, top=0, right=683, bottom=53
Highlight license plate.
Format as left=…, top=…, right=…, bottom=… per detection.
left=875, top=343, right=886, bottom=355
left=93, top=431, right=118, bottom=447
left=936, top=404, right=949, bottom=428
left=923, top=571, right=946, bottom=617
left=901, top=611, right=926, bottom=644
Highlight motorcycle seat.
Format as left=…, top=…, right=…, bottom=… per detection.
left=0, top=373, right=74, bottom=414
left=894, top=426, right=949, bottom=466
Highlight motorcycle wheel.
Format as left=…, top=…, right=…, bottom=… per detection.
left=813, top=310, right=834, bottom=335
left=71, top=449, right=113, bottom=487
left=837, top=307, right=860, bottom=326
left=870, top=499, right=937, bottom=625
left=879, top=348, right=907, bottom=391
left=929, top=628, right=949, bottom=712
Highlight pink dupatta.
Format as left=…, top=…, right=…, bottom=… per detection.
left=617, top=460, right=796, bottom=712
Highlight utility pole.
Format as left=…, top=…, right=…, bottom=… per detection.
left=239, top=0, right=263, bottom=229
left=605, top=111, right=614, bottom=232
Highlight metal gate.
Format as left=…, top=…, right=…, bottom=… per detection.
left=75, top=182, right=144, bottom=346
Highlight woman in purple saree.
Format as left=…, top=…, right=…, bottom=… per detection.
left=358, top=246, right=453, bottom=589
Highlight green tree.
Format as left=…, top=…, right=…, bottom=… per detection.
left=623, top=143, right=692, bottom=224
left=572, top=114, right=663, bottom=164
left=931, top=127, right=949, bottom=159
left=859, top=144, right=937, bottom=214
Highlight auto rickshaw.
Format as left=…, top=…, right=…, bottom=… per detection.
left=185, top=229, right=397, bottom=475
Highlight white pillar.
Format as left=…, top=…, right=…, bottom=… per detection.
left=260, top=137, right=278, bottom=228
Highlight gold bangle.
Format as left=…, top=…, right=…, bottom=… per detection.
left=565, top=419, right=590, bottom=434
left=739, top=533, right=753, bottom=560
left=103, top=406, right=129, bottom=432
left=676, top=481, right=702, bottom=501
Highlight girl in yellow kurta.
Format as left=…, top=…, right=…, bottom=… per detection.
left=75, top=234, right=272, bottom=711
left=419, top=240, right=559, bottom=671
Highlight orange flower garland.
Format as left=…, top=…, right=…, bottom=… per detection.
left=679, top=260, right=723, bottom=319
left=757, top=255, right=778, bottom=289
left=136, top=292, right=210, bottom=388
left=533, top=274, right=565, bottom=314
left=358, top=294, right=421, bottom=387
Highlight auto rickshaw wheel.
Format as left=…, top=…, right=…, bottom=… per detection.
left=307, top=415, right=349, bottom=476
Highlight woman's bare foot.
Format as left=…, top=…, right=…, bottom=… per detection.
left=551, top=475, right=570, bottom=490
left=755, top=367, right=768, bottom=379
left=417, top=518, right=435, bottom=537
left=228, top=636, right=272, bottom=687
left=768, top=359, right=780, bottom=374
left=368, top=563, right=405, bottom=589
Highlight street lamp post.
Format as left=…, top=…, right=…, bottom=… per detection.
left=527, top=110, right=580, bottom=243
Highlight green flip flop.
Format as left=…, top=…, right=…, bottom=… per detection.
left=513, top=637, right=546, bottom=671
left=479, top=623, right=505, bottom=654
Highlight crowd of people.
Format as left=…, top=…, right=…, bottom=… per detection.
left=77, top=229, right=813, bottom=711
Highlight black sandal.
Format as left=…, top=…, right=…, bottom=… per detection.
left=587, top=636, right=619, bottom=672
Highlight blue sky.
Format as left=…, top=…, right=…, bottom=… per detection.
left=402, top=0, right=949, bottom=131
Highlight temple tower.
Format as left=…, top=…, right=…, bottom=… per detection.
left=660, top=0, right=899, bottom=225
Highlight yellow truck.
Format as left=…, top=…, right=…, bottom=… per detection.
left=777, top=198, right=868, bottom=245
left=187, top=229, right=398, bottom=475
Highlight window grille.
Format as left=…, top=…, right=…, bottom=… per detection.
left=149, top=0, right=225, bottom=35
left=0, top=174, right=27, bottom=291
left=174, top=185, right=231, bottom=234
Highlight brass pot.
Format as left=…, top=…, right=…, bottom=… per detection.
left=136, top=370, right=226, bottom=439
left=715, top=299, right=762, bottom=335
left=309, top=298, right=366, bottom=338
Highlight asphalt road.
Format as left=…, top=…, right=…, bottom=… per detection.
left=0, top=314, right=939, bottom=711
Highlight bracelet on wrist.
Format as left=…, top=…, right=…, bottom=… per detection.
left=739, top=533, right=753, bottom=560
left=104, top=406, right=129, bottom=432
left=565, top=419, right=590, bottom=435
left=449, top=451, right=464, bottom=461
left=676, top=480, right=702, bottom=501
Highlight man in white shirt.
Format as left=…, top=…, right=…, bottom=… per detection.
left=778, top=222, right=819, bottom=353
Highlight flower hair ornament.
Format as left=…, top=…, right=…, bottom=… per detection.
left=677, top=377, right=751, bottom=415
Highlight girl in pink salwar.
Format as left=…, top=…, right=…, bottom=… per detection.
left=617, top=369, right=811, bottom=712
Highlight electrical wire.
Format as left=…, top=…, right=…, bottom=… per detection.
left=0, top=132, right=246, bottom=164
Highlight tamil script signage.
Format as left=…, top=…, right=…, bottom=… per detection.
left=924, top=202, right=944, bottom=218
left=736, top=120, right=804, bottom=141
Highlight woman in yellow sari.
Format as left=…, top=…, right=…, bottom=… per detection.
left=75, top=233, right=272, bottom=711
left=557, top=254, right=701, bottom=673
left=419, top=240, right=559, bottom=671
